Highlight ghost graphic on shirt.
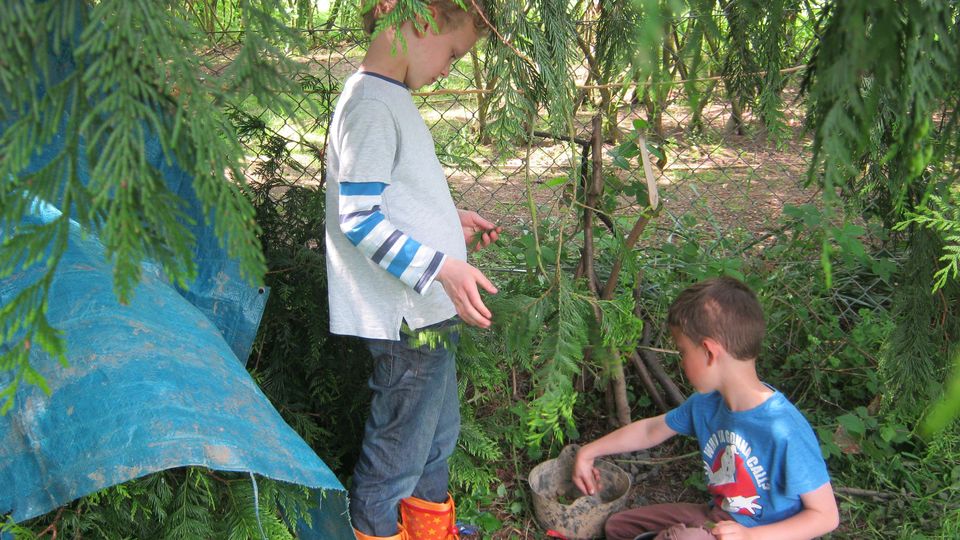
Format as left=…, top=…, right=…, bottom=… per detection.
left=704, top=443, right=763, bottom=518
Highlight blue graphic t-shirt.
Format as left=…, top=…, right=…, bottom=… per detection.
left=665, top=388, right=831, bottom=528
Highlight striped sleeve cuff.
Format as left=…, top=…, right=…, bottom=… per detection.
left=413, top=251, right=446, bottom=294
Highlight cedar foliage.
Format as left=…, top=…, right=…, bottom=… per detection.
left=14, top=468, right=315, bottom=539
left=4, top=0, right=960, bottom=537
left=802, top=0, right=960, bottom=418
left=0, top=0, right=307, bottom=412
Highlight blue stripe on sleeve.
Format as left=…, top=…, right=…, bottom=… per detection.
left=386, top=237, right=421, bottom=278
left=340, top=182, right=387, bottom=196
left=344, top=212, right=385, bottom=245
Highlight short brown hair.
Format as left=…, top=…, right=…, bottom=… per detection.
left=667, top=277, right=765, bottom=360
left=361, top=0, right=489, bottom=36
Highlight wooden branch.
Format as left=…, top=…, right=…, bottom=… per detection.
left=532, top=129, right=594, bottom=147
left=632, top=347, right=684, bottom=408
left=834, top=487, right=899, bottom=500
left=581, top=115, right=602, bottom=296
left=38, top=506, right=64, bottom=540
left=628, top=350, right=669, bottom=412
left=600, top=213, right=650, bottom=300
left=600, top=126, right=659, bottom=300
left=609, top=351, right=632, bottom=427
left=468, top=0, right=536, bottom=68
left=612, top=450, right=700, bottom=466
left=634, top=289, right=685, bottom=407
left=536, top=127, right=616, bottom=236
left=603, top=374, right=617, bottom=428
left=582, top=114, right=630, bottom=428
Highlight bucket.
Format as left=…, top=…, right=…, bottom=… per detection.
left=528, top=444, right=632, bottom=539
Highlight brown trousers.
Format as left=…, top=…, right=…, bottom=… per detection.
left=604, top=502, right=733, bottom=540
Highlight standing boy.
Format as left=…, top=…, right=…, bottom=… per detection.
left=573, top=277, right=839, bottom=540
left=324, top=2, right=499, bottom=539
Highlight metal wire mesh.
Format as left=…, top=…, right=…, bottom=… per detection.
left=202, top=27, right=821, bottom=243
left=201, top=24, right=893, bottom=358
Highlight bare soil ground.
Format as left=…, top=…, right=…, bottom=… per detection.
left=440, top=90, right=819, bottom=252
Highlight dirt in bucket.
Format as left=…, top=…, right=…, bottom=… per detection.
left=528, top=445, right=633, bottom=539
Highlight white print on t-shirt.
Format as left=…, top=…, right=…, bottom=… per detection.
left=702, top=429, right=772, bottom=520
left=703, top=429, right=771, bottom=490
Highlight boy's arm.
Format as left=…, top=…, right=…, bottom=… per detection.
left=434, top=210, right=501, bottom=328
left=710, top=482, right=839, bottom=540
left=335, top=103, right=499, bottom=327
left=338, top=185, right=498, bottom=328
left=338, top=181, right=447, bottom=294
left=573, top=414, right=677, bottom=496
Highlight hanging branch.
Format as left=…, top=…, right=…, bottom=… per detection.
left=600, top=130, right=659, bottom=300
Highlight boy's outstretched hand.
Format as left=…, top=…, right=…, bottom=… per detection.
left=458, top=209, right=501, bottom=252
left=572, top=449, right=602, bottom=496
left=436, top=258, right=497, bottom=328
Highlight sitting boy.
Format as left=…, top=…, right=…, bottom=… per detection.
left=573, top=277, right=839, bottom=540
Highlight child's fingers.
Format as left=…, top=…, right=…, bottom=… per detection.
left=473, top=214, right=496, bottom=230
left=462, top=277, right=493, bottom=325
left=470, top=228, right=500, bottom=252
left=585, top=468, right=601, bottom=494
left=475, top=270, right=498, bottom=295
left=467, top=290, right=492, bottom=321
left=451, top=286, right=488, bottom=328
left=572, top=475, right=586, bottom=495
left=459, top=303, right=490, bottom=328
left=574, top=474, right=593, bottom=495
left=482, top=229, right=500, bottom=247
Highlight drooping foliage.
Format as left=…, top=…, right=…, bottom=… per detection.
left=4, top=0, right=960, bottom=537
left=801, top=0, right=960, bottom=419
left=14, top=468, right=316, bottom=539
left=0, top=0, right=308, bottom=410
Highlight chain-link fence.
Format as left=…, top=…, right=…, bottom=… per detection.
left=202, top=24, right=893, bottom=359
left=204, top=26, right=819, bottom=246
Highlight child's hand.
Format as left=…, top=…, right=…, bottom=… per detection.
left=458, top=209, right=501, bottom=252
left=708, top=520, right=752, bottom=539
left=436, top=258, right=497, bottom=328
left=571, top=449, right=602, bottom=496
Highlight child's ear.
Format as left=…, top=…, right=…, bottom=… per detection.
left=413, top=5, right=442, bottom=37
left=702, top=338, right=724, bottom=365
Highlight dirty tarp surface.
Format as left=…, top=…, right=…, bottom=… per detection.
left=0, top=21, right=353, bottom=538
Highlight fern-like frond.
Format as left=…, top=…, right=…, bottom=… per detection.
left=161, top=470, right=215, bottom=540
left=525, top=275, right=591, bottom=447
left=896, top=193, right=960, bottom=291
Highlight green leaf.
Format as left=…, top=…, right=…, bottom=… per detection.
left=837, top=413, right=865, bottom=436
left=543, top=175, right=570, bottom=188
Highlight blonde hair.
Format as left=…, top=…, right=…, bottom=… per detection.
left=361, top=0, right=489, bottom=36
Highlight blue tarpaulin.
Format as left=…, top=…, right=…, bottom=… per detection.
left=0, top=12, right=353, bottom=538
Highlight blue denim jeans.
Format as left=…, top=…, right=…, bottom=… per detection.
left=349, top=318, right=461, bottom=536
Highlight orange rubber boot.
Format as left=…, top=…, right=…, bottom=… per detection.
left=353, top=524, right=408, bottom=540
left=400, top=494, right=459, bottom=540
